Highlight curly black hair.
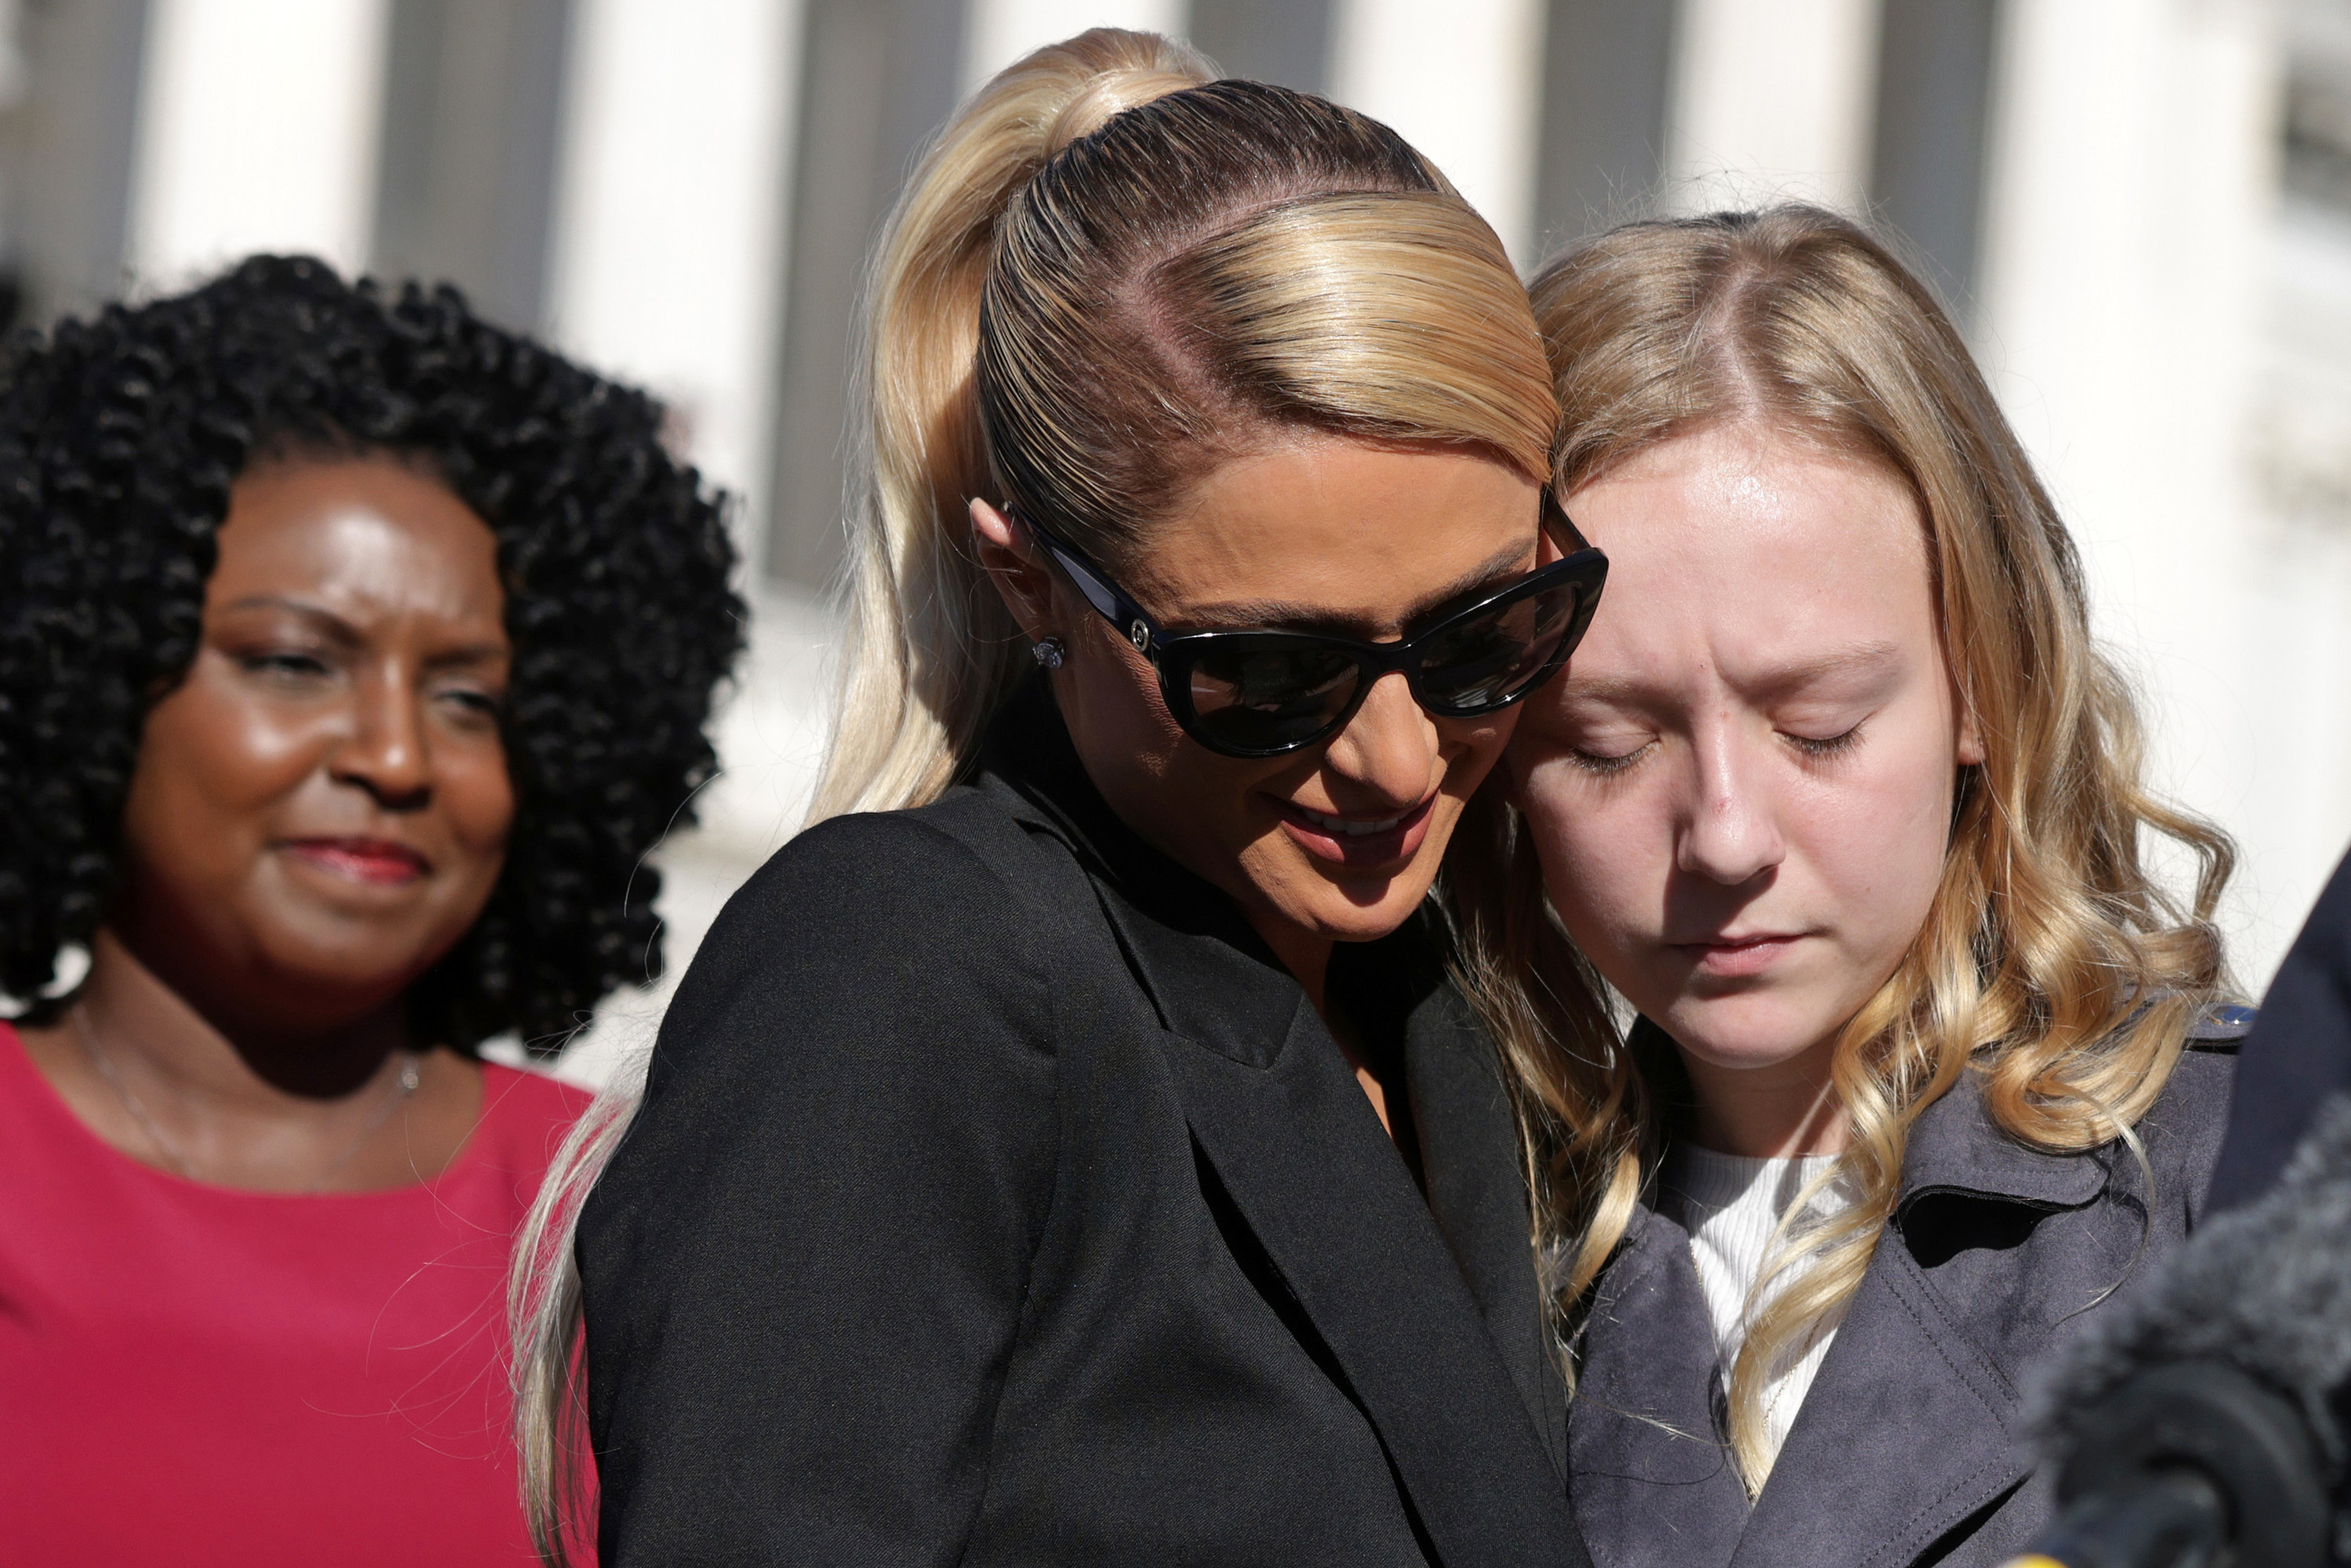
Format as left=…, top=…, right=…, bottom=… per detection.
left=0, top=255, right=744, bottom=1051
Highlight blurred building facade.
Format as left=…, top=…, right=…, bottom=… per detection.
left=0, top=0, right=2340, bottom=1077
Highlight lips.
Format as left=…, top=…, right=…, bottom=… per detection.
left=1276, top=794, right=1439, bottom=869
left=1293, top=803, right=1411, bottom=838
left=282, top=837, right=431, bottom=885
left=1673, top=932, right=1803, bottom=978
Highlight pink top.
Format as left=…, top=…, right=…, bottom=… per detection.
left=0, top=1022, right=592, bottom=1565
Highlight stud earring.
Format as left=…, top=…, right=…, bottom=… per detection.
left=1031, top=635, right=1067, bottom=670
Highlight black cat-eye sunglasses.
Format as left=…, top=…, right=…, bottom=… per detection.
left=1019, top=492, right=1608, bottom=759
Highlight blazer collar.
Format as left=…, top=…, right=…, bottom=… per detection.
left=979, top=680, right=1583, bottom=1567
left=1405, top=973, right=1572, bottom=1480
left=1572, top=1170, right=2043, bottom=1568
left=1729, top=1229, right=2029, bottom=1568
left=1145, top=968, right=1582, bottom=1567
left=975, top=676, right=1300, bottom=1059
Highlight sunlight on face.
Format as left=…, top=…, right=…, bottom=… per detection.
left=1510, top=423, right=1980, bottom=1110
left=1052, top=436, right=1541, bottom=961
left=115, top=456, right=514, bottom=1027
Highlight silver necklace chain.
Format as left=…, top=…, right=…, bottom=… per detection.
left=71, top=1003, right=422, bottom=1193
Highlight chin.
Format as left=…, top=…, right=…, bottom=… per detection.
left=1315, top=896, right=1418, bottom=942
left=1262, top=870, right=1427, bottom=944
left=254, top=922, right=451, bottom=994
left=1657, top=994, right=1843, bottom=1074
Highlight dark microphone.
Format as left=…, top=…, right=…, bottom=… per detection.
left=2008, top=1096, right=2351, bottom=1568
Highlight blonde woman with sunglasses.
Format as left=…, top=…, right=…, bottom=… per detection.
left=513, top=30, right=1607, bottom=1567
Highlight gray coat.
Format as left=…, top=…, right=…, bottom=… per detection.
left=1566, top=1011, right=2248, bottom=1568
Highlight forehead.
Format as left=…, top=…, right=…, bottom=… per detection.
left=207, top=455, right=505, bottom=625
left=1130, top=436, right=1539, bottom=629
left=1566, top=425, right=1933, bottom=672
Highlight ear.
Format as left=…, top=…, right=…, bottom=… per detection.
left=970, top=498, right=1058, bottom=644
left=1955, top=701, right=1986, bottom=768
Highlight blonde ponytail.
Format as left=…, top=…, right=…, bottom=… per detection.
left=508, top=1052, right=645, bottom=1566
left=516, top=31, right=1559, bottom=1558
left=509, top=37, right=1212, bottom=1559
left=810, top=29, right=1214, bottom=824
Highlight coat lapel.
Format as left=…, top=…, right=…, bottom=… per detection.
left=1568, top=1202, right=1751, bottom=1568
left=1727, top=1237, right=2025, bottom=1568
left=1729, top=1074, right=2110, bottom=1568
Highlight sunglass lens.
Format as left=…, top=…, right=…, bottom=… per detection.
left=1415, top=581, right=1587, bottom=713
left=1186, top=643, right=1364, bottom=754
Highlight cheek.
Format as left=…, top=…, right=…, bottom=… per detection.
left=440, top=738, right=516, bottom=861
left=1514, top=755, right=1670, bottom=947
left=123, top=670, right=324, bottom=851
left=1163, top=743, right=1293, bottom=860
left=1056, top=636, right=1258, bottom=864
left=1070, top=629, right=1185, bottom=763
left=1435, top=712, right=1512, bottom=794
left=1785, top=741, right=1958, bottom=957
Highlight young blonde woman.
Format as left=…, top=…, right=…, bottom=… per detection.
left=1453, top=205, right=2247, bottom=1568
left=514, top=31, right=1610, bottom=1566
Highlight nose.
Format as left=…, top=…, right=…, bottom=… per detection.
left=1675, top=717, right=1784, bottom=886
left=328, top=663, right=433, bottom=812
left=1319, top=671, right=1440, bottom=809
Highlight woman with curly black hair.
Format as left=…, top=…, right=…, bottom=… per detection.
left=0, top=254, right=740, bottom=1563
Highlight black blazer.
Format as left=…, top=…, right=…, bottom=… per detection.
left=1565, top=1016, right=2244, bottom=1568
left=577, top=685, right=1588, bottom=1566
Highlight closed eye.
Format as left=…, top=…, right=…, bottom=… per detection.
left=1566, top=740, right=1652, bottom=776
left=1784, top=722, right=1865, bottom=759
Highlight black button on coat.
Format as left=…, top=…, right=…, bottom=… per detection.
left=1565, top=1016, right=2243, bottom=1568
left=576, top=683, right=1588, bottom=1567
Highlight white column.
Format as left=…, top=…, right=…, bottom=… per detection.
left=126, top=0, right=391, bottom=285
left=545, top=0, right=799, bottom=541
left=962, top=0, right=1185, bottom=92
left=1329, top=0, right=1545, bottom=259
left=540, top=0, right=818, bottom=1085
left=1665, top=0, right=1879, bottom=215
left=1976, top=0, right=2308, bottom=977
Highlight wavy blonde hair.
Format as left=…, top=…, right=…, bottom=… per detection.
left=1448, top=205, right=2235, bottom=1491
left=510, top=28, right=1556, bottom=1562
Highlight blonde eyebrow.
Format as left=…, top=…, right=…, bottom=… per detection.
left=1566, top=641, right=1906, bottom=708
left=1737, top=641, right=1907, bottom=699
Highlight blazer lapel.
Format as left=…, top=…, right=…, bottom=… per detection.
left=1405, top=983, right=1569, bottom=1478
left=1157, top=995, right=1582, bottom=1568
left=1569, top=1202, right=1751, bottom=1568
left=976, top=693, right=1581, bottom=1565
